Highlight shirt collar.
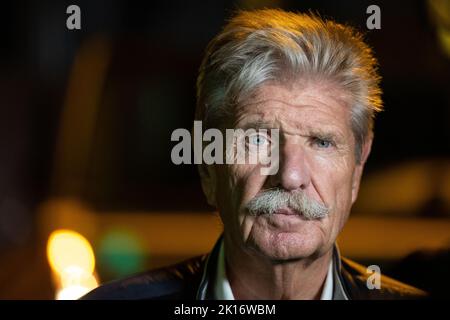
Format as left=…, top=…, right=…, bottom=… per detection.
left=214, top=237, right=235, bottom=299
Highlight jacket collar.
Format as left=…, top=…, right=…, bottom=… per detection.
left=196, top=234, right=222, bottom=299
left=331, top=244, right=350, bottom=300
left=196, top=234, right=350, bottom=300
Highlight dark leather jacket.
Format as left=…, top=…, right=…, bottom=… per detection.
left=81, top=235, right=427, bottom=300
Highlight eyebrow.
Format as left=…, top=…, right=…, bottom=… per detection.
left=307, top=128, right=344, bottom=144
left=236, top=119, right=274, bottom=130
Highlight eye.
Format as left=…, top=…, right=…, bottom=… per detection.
left=248, top=134, right=268, bottom=146
left=312, top=137, right=333, bottom=149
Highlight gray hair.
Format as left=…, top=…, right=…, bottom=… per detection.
left=195, top=9, right=383, bottom=162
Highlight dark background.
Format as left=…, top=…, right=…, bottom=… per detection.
left=0, top=0, right=448, bottom=299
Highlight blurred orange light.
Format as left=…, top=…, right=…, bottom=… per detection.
left=46, top=229, right=98, bottom=299
left=47, top=229, right=96, bottom=275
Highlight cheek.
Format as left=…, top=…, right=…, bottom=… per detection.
left=309, top=155, right=355, bottom=241
left=310, top=153, right=355, bottom=213
left=215, top=164, right=269, bottom=242
left=234, top=164, right=269, bottom=211
left=215, top=164, right=267, bottom=217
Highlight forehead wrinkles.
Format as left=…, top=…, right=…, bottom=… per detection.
left=237, top=81, right=351, bottom=117
left=234, top=97, right=349, bottom=135
left=244, top=80, right=351, bottom=107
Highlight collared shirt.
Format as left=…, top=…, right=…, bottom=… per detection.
left=213, top=238, right=334, bottom=300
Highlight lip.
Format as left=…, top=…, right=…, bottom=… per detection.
left=273, top=208, right=299, bottom=216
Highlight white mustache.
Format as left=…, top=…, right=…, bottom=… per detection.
left=245, top=188, right=329, bottom=220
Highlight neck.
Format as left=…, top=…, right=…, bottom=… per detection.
left=224, top=236, right=332, bottom=300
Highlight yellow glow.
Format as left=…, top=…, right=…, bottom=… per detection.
left=437, top=27, right=450, bottom=58
left=55, top=268, right=98, bottom=300
left=47, top=229, right=96, bottom=276
left=56, top=285, right=92, bottom=300
left=59, top=266, right=98, bottom=288
left=47, top=229, right=99, bottom=299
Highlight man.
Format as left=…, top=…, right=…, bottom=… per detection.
left=82, top=9, right=427, bottom=300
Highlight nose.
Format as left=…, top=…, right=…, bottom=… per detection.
left=268, top=140, right=311, bottom=191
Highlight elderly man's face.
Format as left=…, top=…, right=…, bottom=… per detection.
left=202, top=80, right=371, bottom=261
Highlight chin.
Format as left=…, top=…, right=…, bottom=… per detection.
left=247, top=222, right=325, bottom=261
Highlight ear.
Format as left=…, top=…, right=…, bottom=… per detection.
left=351, top=134, right=373, bottom=204
left=198, top=164, right=218, bottom=207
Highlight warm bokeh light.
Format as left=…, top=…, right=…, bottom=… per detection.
left=47, top=229, right=95, bottom=275
left=47, top=229, right=98, bottom=299
left=56, top=285, right=92, bottom=300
